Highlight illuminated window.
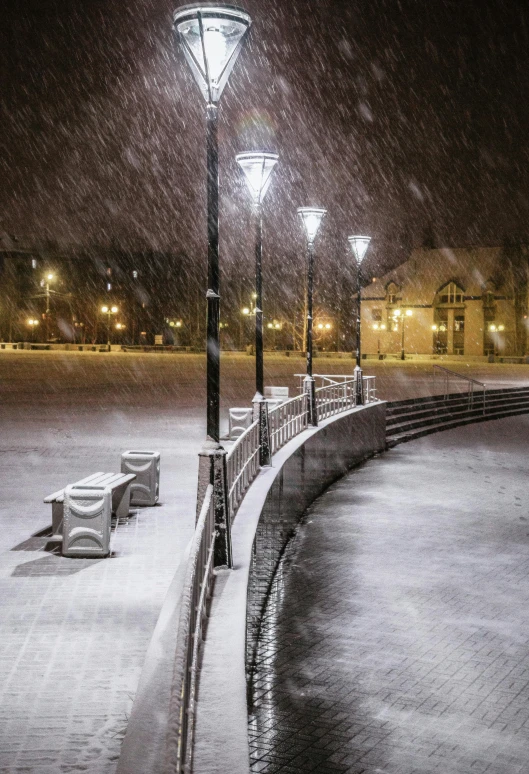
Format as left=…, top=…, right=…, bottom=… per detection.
left=107, top=282, right=112, bottom=291
left=439, top=282, right=464, bottom=304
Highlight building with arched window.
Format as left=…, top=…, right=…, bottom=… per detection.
left=361, top=246, right=529, bottom=358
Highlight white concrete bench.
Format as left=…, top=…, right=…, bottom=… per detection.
left=44, top=471, right=136, bottom=540
left=264, top=386, right=289, bottom=400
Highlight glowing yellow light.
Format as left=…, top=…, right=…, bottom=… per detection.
left=47, top=273, right=54, bottom=281
left=317, top=323, right=323, bottom=329
left=393, top=309, right=401, bottom=317
left=267, top=323, right=273, bottom=328
left=432, top=325, right=438, bottom=331
left=498, top=324, right=505, bottom=331
left=489, top=324, right=497, bottom=332
left=111, top=306, right=118, bottom=314
left=406, top=309, right=413, bottom=317
left=325, top=323, right=331, bottom=329
left=176, top=321, right=182, bottom=327
left=242, top=307, right=250, bottom=315
left=101, top=306, right=108, bottom=313
left=373, top=323, right=379, bottom=330
left=380, top=324, right=386, bottom=330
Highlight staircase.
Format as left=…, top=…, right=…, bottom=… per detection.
left=386, top=386, right=529, bottom=447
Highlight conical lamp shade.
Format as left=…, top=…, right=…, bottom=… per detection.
left=236, top=152, right=279, bottom=205
left=348, top=235, right=371, bottom=265
left=298, top=207, right=327, bottom=244
left=174, top=4, right=251, bottom=104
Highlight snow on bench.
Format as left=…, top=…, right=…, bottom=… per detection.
left=44, top=471, right=136, bottom=541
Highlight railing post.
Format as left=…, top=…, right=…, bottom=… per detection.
left=197, top=441, right=232, bottom=569
left=304, top=374, right=318, bottom=426
left=253, top=393, right=271, bottom=466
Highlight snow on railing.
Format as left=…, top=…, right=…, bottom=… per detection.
left=166, top=483, right=216, bottom=774
left=226, top=419, right=260, bottom=519
left=268, top=393, right=309, bottom=455
left=315, top=377, right=357, bottom=421
left=363, top=375, right=377, bottom=404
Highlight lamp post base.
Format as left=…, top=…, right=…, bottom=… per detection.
left=253, top=393, right=271, bottom=466
left=304, top=375, right=318, bottom=426
left=197, top=438, right=232, bottom=569
left=354, top=364, right=364, bottom=405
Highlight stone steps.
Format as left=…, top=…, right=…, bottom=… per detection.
left=386, top=387, right=529, bottom=447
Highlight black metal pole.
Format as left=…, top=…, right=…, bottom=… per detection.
left=401, top=315, right=405, bottom=360
left=255, top=204, right=264, bottom=397
left=355, top=265, right=364, bottom=405
left=306, top=241, right=314, bottom=378
left=206, top=104, right=220, bottom=442
left=356, top=266, right=362, bottom=367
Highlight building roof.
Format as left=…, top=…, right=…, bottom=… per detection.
left=363, top=246, right=507, bottom=305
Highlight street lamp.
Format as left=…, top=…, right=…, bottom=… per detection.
left=236, top=151, right=279, bottom=401
left=348, top=235, right=371, bottom=404
left=42, top=273, right=55, bottom=341
left=101, top=305, right=118, bottom=349
left=394, top=308, right=412, bottom=359
left=298, top=207, right=327, bottom=425
left=173, top=4, right=251, bottom=447
left=173, top=3, right=252, bottom=570
left=27, top=318, right=39, bottom=343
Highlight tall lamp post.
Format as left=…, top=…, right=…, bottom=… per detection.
left=236, top=151, right=279, bottom=400
left=348, top=235, right=371, bottom=405
left=101, top=305, right=118, bottom=349
left=43, top=273, right=55, bottom=341
left=173, top=4, right=251, bottom=447
left=394, top=308, right=413, bottom=360
left=173, top=4, right=251, bottom=568
left=298, top=207, right=327, bottom=425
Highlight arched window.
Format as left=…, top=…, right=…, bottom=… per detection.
left=386, top=282, right=399, bottom=305
left=439, top=282, right=464, bottom=304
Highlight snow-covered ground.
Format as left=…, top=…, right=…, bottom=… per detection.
left=0, top=350, right=528, bottom=772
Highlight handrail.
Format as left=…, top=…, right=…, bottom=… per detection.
left=165, top=483, right=216, bottom=774
left=433, top=365, right=486, bottom=414
left=226, top=419, right=260, bottom=518
left=315, top=377, right=357, bottom=421
left=268, top=393, right=308, bottom=455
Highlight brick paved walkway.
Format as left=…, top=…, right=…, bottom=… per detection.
left=249, top=416, right=529, bottom=774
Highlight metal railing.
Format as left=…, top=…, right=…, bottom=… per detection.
left=433, top=365, right=486, bottom=414
left=268, top=393, right=309, bottom=455
left=363, top=375, right=377, bottom=404
left=226, top=419, right=261, bottom=518
left=166, top=483, right=216, bottom=774
left=315, top=377, right=357, bottom=421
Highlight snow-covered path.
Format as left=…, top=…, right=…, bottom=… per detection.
left=249, top=416, right=529, bottom=774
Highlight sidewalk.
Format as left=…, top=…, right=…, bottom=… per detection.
left=249, top=416, right=529, bottom=774
left=0, top=351, right=528, bottom=772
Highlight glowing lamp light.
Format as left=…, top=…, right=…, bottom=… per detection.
left=380, top=324, right=386, bottom=330
left=236, top=152, right=279, bottom=206
left=432, top=325, right=438, bottom=331
left=406, top=309, right=413, bottom=317
left=297, top=207, right=327, bottom=244
left=498, top=324, right=505, bottom=331
left=325, top=323, right=331, bottom=329
left=267, top=323, right=273, bottom=329
left=489, top=324, right=497, bottom=332
left=111, top=306, right=118, bottom=313
left=373, top=324, right=379, bottom=330
left=242, top=307, right=250, bottom=315
left=393, top=309, right=401, bottom=317
left=173, top=4, right=252, bottom=104
left=317, top=323, right=323, bottom=329
left=348, top=235, right=371, bottom=266
left=101, top=306, right=108, bottom=313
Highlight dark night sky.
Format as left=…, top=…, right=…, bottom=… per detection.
left=2, top=0, right=529, bottom=276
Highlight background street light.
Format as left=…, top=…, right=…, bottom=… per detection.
left=236, top=151, right=279, bottom=400
left=101, top=305, right=118, bottom=348
left=173, top=4, right=251, bottom=447
left=298, top=207, right=326, bottom=425
left=393, top=307, right=413, bottom=359
left=348, top=235, right=371, bottom=404
left=27, top=318, right=39, bottom=343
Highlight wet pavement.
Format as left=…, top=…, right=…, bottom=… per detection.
left=248, top=416, right=529, bottom=774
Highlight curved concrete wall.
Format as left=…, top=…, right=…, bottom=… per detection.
left=193, top=401, right=386, bottom=774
